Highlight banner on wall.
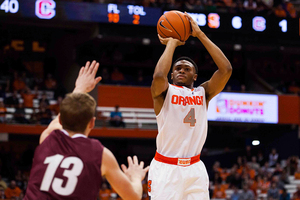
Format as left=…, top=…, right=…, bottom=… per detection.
left=207, top=92, right=278, bottom=124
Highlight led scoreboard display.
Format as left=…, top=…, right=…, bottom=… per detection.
left=0, top=0, right=299, bottom=38
left=0, top=0, right=161, bottom=25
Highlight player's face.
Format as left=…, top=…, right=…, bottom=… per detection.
left=171, top=60, right=197, bottom=88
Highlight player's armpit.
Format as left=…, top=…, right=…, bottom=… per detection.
left=101, top=148, right=141, bottom=200
left=39, top=115, right=63, bottom=144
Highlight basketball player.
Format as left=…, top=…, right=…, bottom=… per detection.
left=24, top=61, right=149, bottom=200
left=148, top=13, right=232, bottom=199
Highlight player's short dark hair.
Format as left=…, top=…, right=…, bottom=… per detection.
left=60, top=93, right=96, bottom=133
left=173, top=56, right=198, bottom=74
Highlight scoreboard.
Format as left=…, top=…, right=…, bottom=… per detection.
left=0, top=0, right=299, bottom=39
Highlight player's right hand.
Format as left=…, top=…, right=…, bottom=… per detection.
left=158, top=34, right=185, bottom=47
left=121, top=156, right=150, bottom=181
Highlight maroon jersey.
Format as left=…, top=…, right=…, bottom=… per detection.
left=24, top=130, right=104, bottom=200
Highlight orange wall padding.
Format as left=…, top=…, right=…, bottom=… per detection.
left=98, top=85, right=153, bottom=108
left=278, top=95, right=300, bottom=125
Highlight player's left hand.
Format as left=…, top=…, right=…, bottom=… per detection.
left=184, top=12, right=203, bottom=37
left=74, top=60, right=102, bottom=93
left=121, top=156, right=150, bottom=181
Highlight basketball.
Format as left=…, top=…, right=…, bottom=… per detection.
left=157, top=11, right=191, bottom=42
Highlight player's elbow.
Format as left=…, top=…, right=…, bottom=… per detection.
left=153, top=71, right=166, bottom=80
left=224, top=64, right=232, bottom=76
left=124, top=192, right=141, bottom=200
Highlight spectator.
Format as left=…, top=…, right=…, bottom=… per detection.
left=269, top=148, right=279, bottom=167
left=212, top=182, right=226, bottom=199
left=245, top=145, right=253, bottom=162
left=194, top=0, right=204, bottom=11
left=0, top=101, right=6, bottom=123
left=39, top=93, right=49, bottom=107
left=44, top=73, right=57, bottom=90
left=5, top=91, right=19, bottom=107
left=0, top=187, right=5, bottom=199
left=213, top=172, right=223, bottom=185
left=165, top=0, right=180, bottom=10
left=243, top=0, right=257, bottom=10
left=205, top=0, right=217, bottom=11
left=109, top=105, right=125, bottom=128
left=0, top=176, right=7, bottom=190
left=15, top=170, right=24, bottom=191
left=184, top=0, right=196, bottom=11
left=261, top=162, right=273, bottom=176
left=230, top=186, right=240, bottom=200
left=274, top=4, right=287, bottom=17
left=49, top=96, right=63, bottom=115
left=280, top=188, right=290, bottom=200
left=271, top=176, right=284, bottom=190
left=283, top=0, right=297, bottom=18
left=37, top=104, right=52, bottom=125
left=4, top=180, right=21, bottom=199
left=257, top=151, right=266, bottom=166
left=273, top=163, right=283, bottom=176
left=21, top=87, right=37, bottom=108
left=248, top=156, right=260, bottom=172
left=13, top=75, right=26, bottom=92
left=100, top=67, right=110, bottom=84
left=259, top=176, right=271, bottom=194
left=294, top=167, right=300, bottom=180
left=14, top=103, right=29, bottom=124
left=293, top=185, right=300, bottom=200
left=111, top=67, right=125, bottom=84
left=267, top=182, right=280, bottom=200
left=99, top=183, right=111, bottom=200
left=239, top=184, right=255, bottom=200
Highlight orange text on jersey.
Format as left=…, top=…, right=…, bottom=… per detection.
left=171, top=95, right=203, bottom=106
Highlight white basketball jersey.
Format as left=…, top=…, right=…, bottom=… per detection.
left=156, top=84, right=208, bottom=158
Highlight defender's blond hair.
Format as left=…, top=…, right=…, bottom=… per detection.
left=60, top=93, right=96, bottom=133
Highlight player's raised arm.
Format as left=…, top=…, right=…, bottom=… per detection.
left=185, top=13, right=232, bottom=104
left=101, top=148, right=149, bottom=200
left=39, top=61, right=102, bottom=144
left=151, top=35, right=185, bottom=98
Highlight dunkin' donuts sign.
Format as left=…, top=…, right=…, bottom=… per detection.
left=207, top=92, right=278, bottom=123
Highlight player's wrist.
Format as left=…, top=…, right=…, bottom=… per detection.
left=73, top=86, right=87, bottom=93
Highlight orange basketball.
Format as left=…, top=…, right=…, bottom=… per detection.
left=157, top=11, right=191, bottom=42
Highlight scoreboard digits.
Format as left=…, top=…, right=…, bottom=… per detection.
left=107, top=3, right=146, bottom=25
left=1, top=0, right=19, bottom=13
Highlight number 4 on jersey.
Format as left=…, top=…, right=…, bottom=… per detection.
left=184, top=108, right=196, bottom=126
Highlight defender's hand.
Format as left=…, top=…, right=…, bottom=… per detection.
left=121, top=156, right=150, bottom=181
left=158, top=34, right=185, bottom=47
left=184, top=12, right=203, bottom=37
left=74, top=60, right=102, bottom=93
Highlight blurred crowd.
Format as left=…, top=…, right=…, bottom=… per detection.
left=0, top=71, right=65, bottom=125
left=2, top=144, right=300, bottom=199
left=208, top=147, right=300, bottom=199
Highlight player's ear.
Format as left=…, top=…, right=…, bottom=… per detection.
left=193, top=74, right=198, bottom=81
left=89, top=117, right=95, bottom=129
left=58, top=114, right=62, bottom=125
left=171, top=73, right=174, bottom=80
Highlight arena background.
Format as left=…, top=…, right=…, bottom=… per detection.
left=0, top=0, right=299, bottom=199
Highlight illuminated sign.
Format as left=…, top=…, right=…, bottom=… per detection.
left=0, top=0, right=19, bottom=13
left=35, top=0, right=56, bottom=19
left=208, top=13, right=220, bottom=29
left=207, top=92, right=278, bottom=123
left=252, top=16, right=266, bottom=32
left=232, top=16, right=242, bottom=29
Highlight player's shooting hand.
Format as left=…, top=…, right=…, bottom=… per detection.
left=158, top=34, right=185, bottom=47
left=121, top=156, right=150, bottom=181
left=184, top=12, right=203, bottom=37
left=74, top=60, right=102, bottom=93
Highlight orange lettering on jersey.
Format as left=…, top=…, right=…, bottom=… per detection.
left=171, top=95, right=203, bottom=106
left=189, top=96, right=196, bottom=105
left=171, top=95, right=178, bottom=104
left=179, top=96, right=185, bottom=106
left=148, top=180, right=152, bottom=192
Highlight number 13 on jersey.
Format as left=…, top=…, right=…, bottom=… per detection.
left=184, top=108, right=196, bottom=126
